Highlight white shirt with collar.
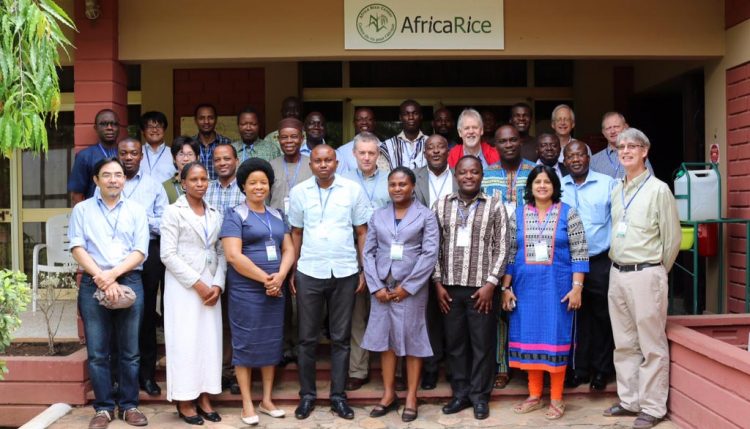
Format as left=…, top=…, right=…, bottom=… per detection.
left=141, top=143, right=176, bottom=183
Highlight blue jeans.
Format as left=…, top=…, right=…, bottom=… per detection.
left=78, top=272, right=144, bottom=412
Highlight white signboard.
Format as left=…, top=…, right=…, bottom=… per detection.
left=344, top=1, right=504, bottom=50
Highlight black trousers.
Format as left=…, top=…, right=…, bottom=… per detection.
left=423, top=280, right=445, bottom=373
left=443, top=285, right=497, bottom=404
left=138, top=238, right=164, bottom=382
left=573, top=251, right=615, bottom=378
left=295, top=271, right=357, bottom=401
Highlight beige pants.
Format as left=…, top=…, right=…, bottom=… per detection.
left=349, top=291, right=370, bottom=378
left=608, top=265, right=670, bottom=418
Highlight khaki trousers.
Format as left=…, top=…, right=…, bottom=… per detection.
left=608, top=265, right=670, bottom=418
left=349, top=291, right=370, bottom=378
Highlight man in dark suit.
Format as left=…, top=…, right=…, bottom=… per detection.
left=413, top=134, right=458, bottom=389
left=536, top=133, right=569, bottom=181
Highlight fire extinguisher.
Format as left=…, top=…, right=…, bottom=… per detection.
left=698, top=224, right=718, bottom=257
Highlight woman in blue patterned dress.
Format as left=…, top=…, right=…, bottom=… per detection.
left=501, top=165, right=589, bottom=420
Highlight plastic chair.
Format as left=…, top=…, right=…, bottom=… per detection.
left=31, top=213, right=78, bottom=312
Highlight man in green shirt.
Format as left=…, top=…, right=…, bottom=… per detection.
left=603, top=128, right=681, bottom=429
left=232, top=106, right=281, bottom=163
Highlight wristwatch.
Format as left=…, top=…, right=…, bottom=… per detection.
left=572, top=281, right=583, bottom=288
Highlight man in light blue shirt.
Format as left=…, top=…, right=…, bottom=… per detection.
left=68, top=157, right=150, bottom=428
left=117, top=137, right=169, bottom=396
left=590, top=112, right=654, bottom=179
left=341, top=132, right=389, bottom=390
left=288, top=144, right=371, bottom=420
left=337, top=107, right=377, bottom=174
left=561, top=141, right=616, bottom=392
left=139, top=111, right=176, bottom=183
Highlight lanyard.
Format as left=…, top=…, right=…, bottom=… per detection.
left=429, top=169, right=450, bottom=204
left=502, top=163, right=524, bottom=203
left=401, top=137, right=422, bottom=167
left=606, top=149, right=621, bottom=178
left=283, top=160, right=302, bottom=191
left=96, top=199, right=123, bottom=238
left=316, top=181, right=333, bottom=223
left=456, top=200, right=479, bottom=226
left=531, top=203, right=558, bottom=237
left=356, top=170, right=378, bottom=205
left=201, top=207, right=211, bottom=249
left=248, top=205, right=274, bottom=239
left=621, top=173, right=651, bottom=220
left=123, top=174, right=142, bottom=200
left=98, top=143, right=115, bottom=158
left=392, top=203, right=411, bottom=239
left=145, top=145, right=166, bottom=174
left=241, top=143, right=255, bottom=162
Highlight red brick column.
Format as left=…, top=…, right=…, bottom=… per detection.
left=73, top=0, right=127, bottom=152
left=726, top=62, right=750, bottom=313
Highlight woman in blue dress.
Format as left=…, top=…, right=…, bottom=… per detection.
left=220, top=158, right=295, bottom=426
left=501, top=165, right=588, bottom=420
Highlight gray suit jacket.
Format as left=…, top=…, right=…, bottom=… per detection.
left=363, top=201, right=439, bottom=295
left=414, top=166, right=459, bottom=209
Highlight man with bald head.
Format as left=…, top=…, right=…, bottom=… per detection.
left=337, top=107, right=379, bottom=174
left=590, top=112, right=653, bottom=179
left=432, top=108, right=458, bottom=148
left=288, top=144, right=371, bottom=420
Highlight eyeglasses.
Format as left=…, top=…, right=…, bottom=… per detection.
left=176, top=152, right=196, bottom=159
left=146, top=124, right=164, bottom=130
left=96, top=121, right=119, bottom=128
left=616, top=143, right=644, bottom=151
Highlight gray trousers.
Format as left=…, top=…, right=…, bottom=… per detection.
left=349, top=291, right=370, bottom=378
left=296, top=271, right=358, bottom=401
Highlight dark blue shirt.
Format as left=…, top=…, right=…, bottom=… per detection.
left=68, top=142, right=117, bottom=198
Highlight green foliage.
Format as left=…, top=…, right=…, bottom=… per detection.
left=0, top=269, right=31, bottom=379
left=0, top=0, right=75, bottom=158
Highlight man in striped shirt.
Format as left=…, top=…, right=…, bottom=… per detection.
left=380, top=99, right=428, bottom=170
left=433, top=156, right=510, bottom=420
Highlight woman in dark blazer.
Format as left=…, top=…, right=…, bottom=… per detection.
left=361, top=166, right=440, bottom=422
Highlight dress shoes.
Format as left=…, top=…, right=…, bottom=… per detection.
left=330, top=398, right=355, bottom=420
left=277, top=354, right=297, bottom=367
left=590, top=373, right=608, bottom=391
left=196, top=406, right=221, bottom=422
left=229, top=382, right=240, bottom=395
left=442, top=397, right=472, bottom=414
left=421, top=371, right=438, bottom=390
left=294, top=398, right=316, bottom=419
left=118, top=408, right=148, bottom=426
left=369, top=398, right=400, bottom=417
left=176, top=405, right=204, bottom=426
left=564, top=373, right=589, bottom=388
left=140, top=379, right=161, bottom=396
left=473, top=401, right=490, bottom=420
left=345, top=375, right=370, bottom=391
left=88, top=410, right=112, bottom=429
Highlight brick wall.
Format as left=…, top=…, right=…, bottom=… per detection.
left=173, top=68, right=265, bottom=136
left=726, top=62, right=750, bottom=313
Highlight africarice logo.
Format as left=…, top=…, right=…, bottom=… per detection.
left=356, top=3, right=397, bottom=43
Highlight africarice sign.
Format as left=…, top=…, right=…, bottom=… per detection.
left=344, top=1, right=504, bottom=50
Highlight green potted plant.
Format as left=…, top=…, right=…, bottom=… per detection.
left=0, top=269, right=31, bottom=379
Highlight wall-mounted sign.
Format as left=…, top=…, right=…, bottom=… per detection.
left=345, top=1, right=504, bottom=50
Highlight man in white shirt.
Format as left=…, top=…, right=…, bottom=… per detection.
left=139, top=111, right=175, bottom=183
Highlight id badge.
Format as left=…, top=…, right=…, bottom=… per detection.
left=111, top=238, right=126, bottom=257
left=311, top=225, right=328, bottom=241
left=205, top=252, right=214, bottom=265
left=390, top=241, right=404, bottom=260
left=283, top=196, right=290, bottom=214
left=533, top=241, right=549, bottom=262
left=504, top=202, right=516, bottom=216
left=265, top=239, right=278, bottom=261
left=456, top=226, right=471, bottom=247
left=616, top=221, right=628, bottom=238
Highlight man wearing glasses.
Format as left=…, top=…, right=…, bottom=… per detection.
left=139, top=111, right=176, bottom=183
left=69, top=109, right=122, bottom=205
left=550, top=104, right=590, bottom=163
left=603, top=128, right=680, bottom=429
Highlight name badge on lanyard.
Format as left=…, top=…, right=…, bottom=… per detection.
left=265, top=238, right=278, bottom=261
left=615, top=221, right=628, bottom=238
left=390, top=241, right=404, bottom=260
left=619, top=174, right=651, bottom=239
left=456, top=226, right=471, bottom=247
left=533, top=241, right=549, bottom=262
left=283, top=196, right=290, bottom=214
left=504, top=202, right=516, bottom=216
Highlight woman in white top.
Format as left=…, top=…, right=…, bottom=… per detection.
left=160, top=162, right=226, bottom=425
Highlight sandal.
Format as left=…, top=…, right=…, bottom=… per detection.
left=493, top=372, right=510, bottom=389
left=401, top=407, right=418, bottom=422
left=512, top=397, right=544, bottom=414
left=545, top=401, right=566, bottom=420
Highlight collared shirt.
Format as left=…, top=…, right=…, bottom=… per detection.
left=204, top=178, right=244, bottom=216
left=68, top=195, right=150, bottom=271
left=140, top=143, right=176, bottom=183
left=381, top=130, right=428, bottom=170
left=194, top=133, right=232, bottom=180
left=481, top=159, right=536, bottom=206
left=68, top=142, right=117, bottom=198
left=268, top=156, right=314, bottom=213
left=557, top=138, right=592, bottom=163
left=93, top=170, right=168, bottom=237
left=432, top=192, right=509, bottom=287
left=465, top=147, right=489, bottom=168
left=288, top=175, right=371, bottom=279
left=342, top=168, right=390, bottom=213
left=561, top=170, right=615, bottom=256
left=428, top=166, right=453, bottom=208
left=299, top=138, right=327, bottom=157
left=590, top=145, right=655, bottom=179
left=609, top=169, right=682, bottom=271
left=232, top=138, right=282, bottom=163
left=536, top=159, right=566, bottom=181
left=336, top=140, right=358, bottom=174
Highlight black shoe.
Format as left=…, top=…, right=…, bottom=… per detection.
left=141, top=379, right=161, bottom=396
left=277, top=354, right=297, bottom=367
left=176, top=405, right=204, bottom=426
left=442, top=397, right=472, bottom=414
left=369, top=398, right=400, bottom=417
left=590, top=373, right=608, bottom=391
left=229, top=382, right=240, bottom=395
left=473, top=402, right=490, bottom=420
left=345, top=375, right=370, bottom=391
left=195, top=406, right=221, bottom=422
left=295, top=398, right=315, bottom=420
left=330, top=399, right=354, bottom=420
left=421, top=371, right=438, bottom=390
left=395, top=376, right=407, bottom=391
left=564, top=373, right=589, bottom=388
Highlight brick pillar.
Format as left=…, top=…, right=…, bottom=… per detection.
left=73, top=0, right=127, bottom=152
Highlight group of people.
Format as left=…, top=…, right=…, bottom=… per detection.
left=67, top=97, right=681, bottom=429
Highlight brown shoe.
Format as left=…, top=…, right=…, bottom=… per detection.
left=345, top=376, right=370, bottom=391
left=493, top=372, right=510, bottom=389
left=88, top=410, right=112, bottom=429
left=118, top=408, right=148, bottom=426
left=603, top=403, right=638, bottom=417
